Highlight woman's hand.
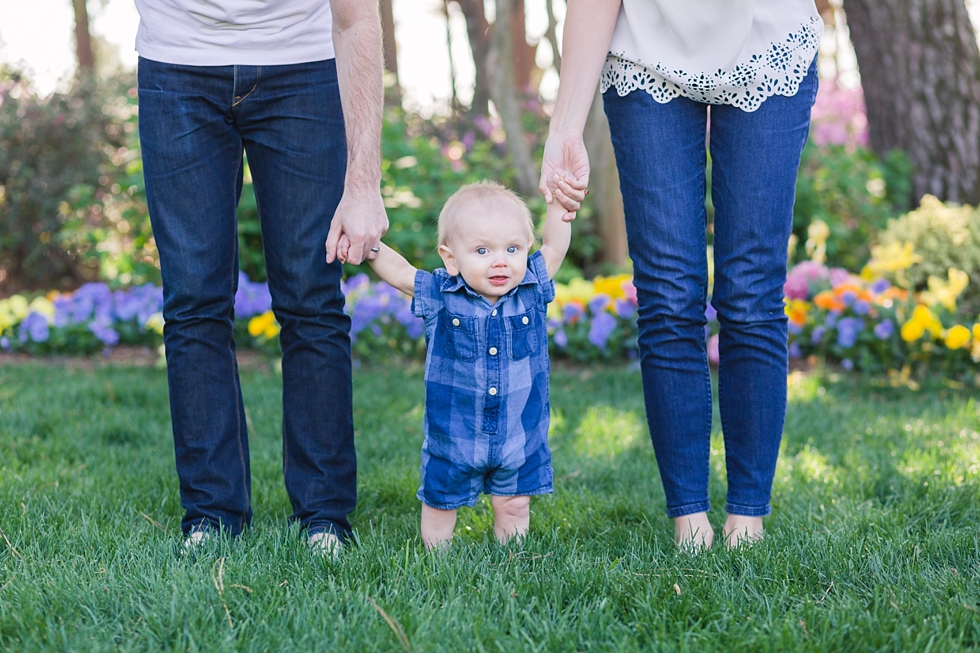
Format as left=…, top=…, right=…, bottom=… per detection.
left=539, top=132, right=590, bottom=222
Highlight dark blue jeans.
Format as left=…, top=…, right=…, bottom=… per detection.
left=603, top=62, right=818, bottom=519
left=138, top=57, right=355, bottom=538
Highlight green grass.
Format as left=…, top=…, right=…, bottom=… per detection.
left=0, top=362, right=978, bottom=651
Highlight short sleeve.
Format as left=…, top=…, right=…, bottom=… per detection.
left=411, top=269, right=444, bottom=318
left=528, top=250, right=556, bottom=304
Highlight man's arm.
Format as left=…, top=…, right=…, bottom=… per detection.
left=368, top=243, right=417, bottom=297
left=325, top=0, right=388, bottom=266
left=538, top=198, right=572, bottom=280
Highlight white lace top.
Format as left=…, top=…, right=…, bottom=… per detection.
left=600, top=0, right=824, bottom=112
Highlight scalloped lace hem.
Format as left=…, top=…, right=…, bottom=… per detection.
left=599, top=17, right=823, bottom=112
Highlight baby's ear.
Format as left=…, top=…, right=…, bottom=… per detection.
left=438, top=245, right=459, bottom=276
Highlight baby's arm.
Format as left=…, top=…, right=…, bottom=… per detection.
left=538, top=197, right=572, bottom=280
left=367, top=243, right=417, bottom=297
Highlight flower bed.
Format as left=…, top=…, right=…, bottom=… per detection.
left=2, top=253, right=978, bottom=382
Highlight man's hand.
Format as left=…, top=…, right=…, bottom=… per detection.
left=325, top=189, right=388, bottom=265
left=328, top=0, right=385, bottom=265
left=539, top=131, right=590, bottom=222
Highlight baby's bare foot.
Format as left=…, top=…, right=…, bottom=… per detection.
left=723, top=515, right=764, bottom=549
left=673, top=512, right=714, bottom=551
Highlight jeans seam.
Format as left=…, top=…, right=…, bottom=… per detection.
left=232, top=66, right=260, bottom=107
left=230, top=238, right=249, bottom=525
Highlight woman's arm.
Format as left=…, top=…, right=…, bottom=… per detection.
left=539, top=0, right=622, bottom=218
left=539, top=197, right=572, bottom=279
left=367, top=243, right=418, bottom=297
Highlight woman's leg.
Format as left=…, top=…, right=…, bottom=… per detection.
left=708, top=61, right=819, bottom=544
left=603, top=90, right=715, bottom=544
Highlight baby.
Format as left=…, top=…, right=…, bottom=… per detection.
left=368, top=181, right=571, bottom=549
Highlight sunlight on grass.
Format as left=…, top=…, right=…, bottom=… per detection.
left=570, top=405, right=644, bottom=458
left=777, top=445, right=842, bottom=490
left=2, top=365, right=979, bottom=650
left=787, top=370, right=825, bottom=403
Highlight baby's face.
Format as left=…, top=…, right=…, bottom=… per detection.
left=439, top=209, right=532, bottom=303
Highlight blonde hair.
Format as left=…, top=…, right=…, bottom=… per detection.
left=437, top=181, right=535, bottom=247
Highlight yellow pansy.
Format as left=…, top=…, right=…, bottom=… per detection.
left=554, top=278, right=595, bottom=306
left=944, top=324, right=971, bottom=350
left=248, top=311, right=280, bottom=339
left=900, top=305, right=942, bottom=342
left=145, top=313, right=165, bottom=335
left=592, top=274, right=632, bottom=301
left=784, top=299, right=810, bottom=326
left=920, top=268, right=969, bottom=312
left=973, top=323, right=980, bottom=342
left=805, top=219, right=830, bottom=264
left=28, top=297, right=55, bottom=320
left=0, top=295, right=30, bottom=331
left=900, top=320, right=925, bottom=342
left=861, top=241, right=922, bottom=284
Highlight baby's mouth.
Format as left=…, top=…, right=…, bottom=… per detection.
left=489, top=275, right=509, bottom=286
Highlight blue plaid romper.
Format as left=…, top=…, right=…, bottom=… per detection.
left=411, top=251, right=555, bottom=510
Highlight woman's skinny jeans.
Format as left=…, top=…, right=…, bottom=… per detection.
left=602, top=62, right=818, bottom=518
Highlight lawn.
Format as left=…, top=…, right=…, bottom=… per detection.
left=0, top=361, right=978, bottom=651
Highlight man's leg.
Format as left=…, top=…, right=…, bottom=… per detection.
left=138, top=58, right=252, bottom=535
left=235, top=59, right=356, bottom=540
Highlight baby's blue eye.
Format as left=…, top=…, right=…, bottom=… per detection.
left=476, top=247, right=488, bottom=255
left=507, top=246, right=518, bottom=254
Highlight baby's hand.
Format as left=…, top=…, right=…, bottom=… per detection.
left=548, top=173, right=588, bottom=222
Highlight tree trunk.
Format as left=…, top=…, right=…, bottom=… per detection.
left=380, top=0, right=401, bottom=103
left=844, top=0, right=980, bottom=205
left=544, top=0, right=561, bottom=72
left=490, top=0, right=538, bottom=195
left=71, top=0, right=95, bottom=75
left=583, top=89, right=627, bottom=267
left=455, top=0, right=493, bottom=115
left=510, top=0, right=538, bottom=93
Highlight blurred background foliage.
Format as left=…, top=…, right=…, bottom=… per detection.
left=2, top=0, right=979, bottom=311
left=1, top=64, right=925, bottom=295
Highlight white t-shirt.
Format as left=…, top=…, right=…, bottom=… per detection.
left=135, top=0, right=335, bottom=66
left=600, top=0, right=823, bottom=112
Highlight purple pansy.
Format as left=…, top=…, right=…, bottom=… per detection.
left=873, top=319, right=894, bottom=340
left=554, top=329, right=568, bottom=348
left=588, top=294, right=611, bottom=315
left=588, top=312, right=617, bottom=349
left=836, top=317, right=864, bottom=349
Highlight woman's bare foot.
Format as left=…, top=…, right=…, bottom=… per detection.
left=673, top=512, right=714, bottom=550
left=723, top=515, right=764, bottom=548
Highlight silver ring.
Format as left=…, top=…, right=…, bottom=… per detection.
left=370, top=246, right=380, bottom=253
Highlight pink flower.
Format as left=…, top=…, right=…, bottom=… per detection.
left=784, top=260, right=829, bottom=300
left=829, top=267, right=852, bottom=288
left=707, top=334, right=719, bottom=366
left=810, top=80, right=869, bottom=150
left=622, top=280, right=637, bottom=304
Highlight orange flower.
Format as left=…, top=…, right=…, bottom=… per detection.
left=784, top=300, right=810, bottom=326
left=813, top=290, right=844, bottom=312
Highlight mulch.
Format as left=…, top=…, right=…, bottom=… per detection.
left=0, top=346, right=275, bottom=370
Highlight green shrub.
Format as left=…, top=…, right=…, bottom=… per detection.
left=878, top=195, right=980, bottom=316
left=0, top=68, right=158, bottom=292
left=235, top=107, right=605, bottom=282
left=793, top=143, right=912, bottom=271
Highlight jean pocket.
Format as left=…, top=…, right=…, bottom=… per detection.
left=436, top=313, right=479, bottom=361
left=507, top=312, right=537, bottom=360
